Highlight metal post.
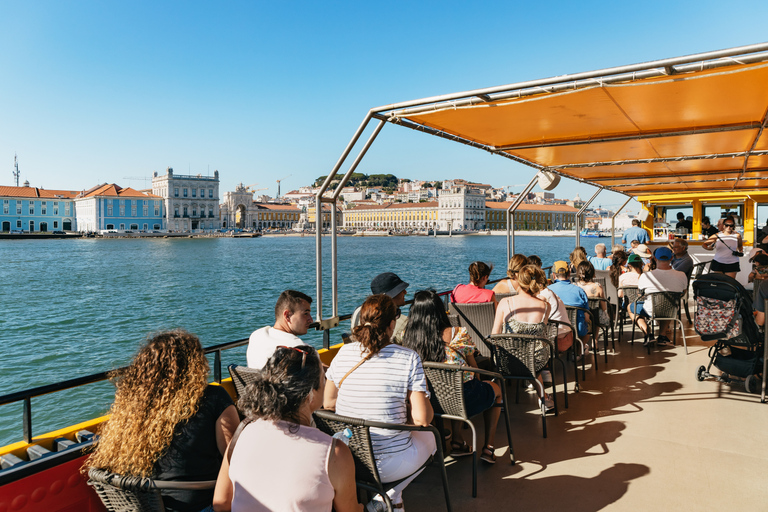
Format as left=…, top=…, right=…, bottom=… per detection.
left=611, top=196, right=634, bottom=249
left=330, top=201, right=338, bottom=318
left=316, top=112, right=375, bottom=323
left=23, top=396, right=32, bottom=444
left=506, top=175, right=540, bottom=261
left=575, top=187, right=604, bottom=248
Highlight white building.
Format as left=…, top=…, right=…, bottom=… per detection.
left=438, top=185, right=486, bottom=231
left=152, top=167, right=221, bottom=232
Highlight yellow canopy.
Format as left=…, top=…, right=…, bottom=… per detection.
left=385, top=46, right=768, bottom=197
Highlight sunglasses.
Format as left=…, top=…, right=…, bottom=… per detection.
left=277, top=345, right=309, bottom=369
left=724, top=223, right=735, bottom=228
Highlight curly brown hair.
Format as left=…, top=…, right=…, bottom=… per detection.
left=85, top=330, right=210, bottom=477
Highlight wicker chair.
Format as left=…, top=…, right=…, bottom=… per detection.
left=631, top=291, right=687, bottom=354
left=617, top=286, right=641, bottom=343
left=546, top=320, right=579, bottom=396
left=485, top=333, right=557, bottom=438
left=313, top=410, right=452, bottom=512
left=449, top=302, right=495, bottom=359
left=87, top=467, right=216, bottom=512
left=566, top=305, right=599, bottom=374
left=588, top=296, right=613, bottom=361
left=495, top=291, right=517, bottom=301
left=422, top=362, right=514, bottom=498
left=228, top=364, right=262, bottom=399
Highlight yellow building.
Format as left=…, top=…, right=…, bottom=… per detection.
left=344, top=202, right=439, bottom=229
left=485, top=202, right=578, bottom=230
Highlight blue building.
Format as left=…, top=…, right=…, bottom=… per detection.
left=0, top=183, right=78, bottom=232
left=74, top=183, right=164, bottom=232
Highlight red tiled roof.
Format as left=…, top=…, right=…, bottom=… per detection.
left=486, top=201, right=578, bottom=212
left=80, top=184, right=161, bottom=198
left=0, top=186, right=79, bottom=199
left=255, top=203, right=301, bottom=211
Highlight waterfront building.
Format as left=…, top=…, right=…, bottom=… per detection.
left=485, top=201, right=578, bottom=230
left=151, top=167, right=220, bottom=232
left=0, top=184, right=78, bottom=232
left=303, top=203, right=342, bottom=231
left=74, top=184, right=164, bottom=232
left=220, top=183, right=302, bottom=230
left=254, top=203, right=301, bottom=230
left=438, top=185, right=486, bottom=230
left=343, top=201, right=438, bottom=230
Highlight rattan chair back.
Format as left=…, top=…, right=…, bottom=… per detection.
left=422, top=362, right=468, bottom=418
left=647, top=291, right=683, bottom=319
left=228, top=364, right=262, bottom=399
left=312, top=412, right=380, bottom=487
left=448, top=302, right=495, bottom=357
left=486, top=333, right=550, bottom=378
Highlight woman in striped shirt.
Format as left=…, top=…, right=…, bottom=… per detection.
left=324, top=294, right=435, bottom=511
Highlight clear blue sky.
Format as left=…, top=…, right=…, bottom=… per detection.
left=2, top=0, right=766, bottom=210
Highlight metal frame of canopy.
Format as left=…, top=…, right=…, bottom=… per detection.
left=313, top=42, right=768, bottom=324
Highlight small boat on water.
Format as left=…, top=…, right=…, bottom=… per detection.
left=353, top=229, right=389, bottom=236
left=579, top=228, right=608, bottom=238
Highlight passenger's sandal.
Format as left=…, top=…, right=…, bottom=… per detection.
left=480, top=445, right=496, bottom=464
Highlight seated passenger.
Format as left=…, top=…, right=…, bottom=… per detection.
left=548, top=261, right=592, bottom=352
left=213, top=346, right=361, bottom=512
left=492, top=265, right=554, bottom=411
left=526, top=256, right=573, bottom=354
left=609, top=250, right=628, bottom=290
left=569, top=246, right=588, bottom=274
left=247, top=290, right=314, bottom=369
left=576, top=262, right=608, bottom=325
left=618, top=254, right=644, bottom=307
left=527, top=254, right=543, bottom=268
left=401, top=290, right=502, bottom=464
left=451, top=261, right=497, bottom=308
left=324, top=294, right=435, bottom=511
left=350, top=272, right=410, bottom=344
left=86, top=330, right=240, bottom=512
left=491, top=254, right=528, bottom=296
left=588, top=243, right=612, bottom=271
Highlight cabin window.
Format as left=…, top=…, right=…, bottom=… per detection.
left=655, top=205, right=693, bottom=234
left=756, top=204, right=768, bottom=237
left=702, top=203, right=744, bottom=227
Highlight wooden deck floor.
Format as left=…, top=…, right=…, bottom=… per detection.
left=404, top=323, right=768, bottom=511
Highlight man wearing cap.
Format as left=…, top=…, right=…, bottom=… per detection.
left=631, top=247, right=688, bottom=346
left=588, top=243, right=612, bottom=271
left=548, top=261, right=591, bottom=350
left=621, top=219, right=650, bottom=251
left=350, top=272, right=409, bottom=343
left=247, top=289, right=314, bottom=369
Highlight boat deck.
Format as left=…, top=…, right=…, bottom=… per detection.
left=406, top=323, right=768, bottom=511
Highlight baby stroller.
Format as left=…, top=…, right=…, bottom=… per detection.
left=692, top=273, right=764, bottom=393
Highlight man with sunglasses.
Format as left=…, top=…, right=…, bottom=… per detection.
left=350, top=272, right=409, bottom=343
left=247, top=289, right=315, bottom=369
left=702, top=216, right=743, bottom=279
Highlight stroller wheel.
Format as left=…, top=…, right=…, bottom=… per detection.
left=745, top=374, right=761, bottom=394
left=696, top=365, right=706, bottom=381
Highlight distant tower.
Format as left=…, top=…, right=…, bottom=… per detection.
left=13, top=154, right=20, bottom=187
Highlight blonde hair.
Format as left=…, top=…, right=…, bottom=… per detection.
left=517, top=265, right=547, bottom=296
left=506, top=254, right=529, bottom=279
left=85, top=330, right=209, bottom=477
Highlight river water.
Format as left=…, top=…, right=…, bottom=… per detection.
left=0, top=234, right=608, bottom=445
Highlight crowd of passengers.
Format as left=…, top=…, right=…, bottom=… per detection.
left=86, top=214, right=768, bottom=512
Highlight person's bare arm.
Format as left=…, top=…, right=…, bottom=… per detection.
left=212, top=450, right=233, bottom=512
left=215, top=405, right=240, bottom=455
left=323, top=379, right=338, bottom=411
left=702, top=235, right=717, bottom=250
left=407, top=390, right=433, bottom=426
left=491, top=300, right=510, bottom=334
left=328, top=441, right=363, bottom=512
left=737, top=233, right=744, bottom=251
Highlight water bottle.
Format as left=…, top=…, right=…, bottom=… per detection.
left=332, top=428, right=353, bottom=445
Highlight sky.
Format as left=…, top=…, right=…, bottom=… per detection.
left=2, top=0, right=767, bottom=211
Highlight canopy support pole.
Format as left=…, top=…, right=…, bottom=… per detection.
left=507, top=174, right=540, bottom=261
left=611, top=196, right=634, bottom=249
left=575, top=187, right=604, bottom=249
left=316, top=112, right=374, bottom=326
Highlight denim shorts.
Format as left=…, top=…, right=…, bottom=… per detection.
left=629, top=301, right=649, bottom=318
left=463, top=378, right=496, bottom=417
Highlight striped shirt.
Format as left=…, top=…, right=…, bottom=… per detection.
left=326, top=342, right=428, bottom=456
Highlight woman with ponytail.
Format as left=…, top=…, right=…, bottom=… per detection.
left=324, top=294, right=435, bottom=511
left=86, top=330, right=240, bottom=512
left=213, top=345, right=361, bottom=512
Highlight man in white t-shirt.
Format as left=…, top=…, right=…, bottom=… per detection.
left=633, top=247, right=688, bottom=346
left=247, top=290, right=314, bottom=368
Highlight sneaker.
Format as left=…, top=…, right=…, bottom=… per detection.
left=656, top=335, right=672, bottom=346
left=366, top=498, right=404, bottom=511
left=541, top=370, right=552, bottom=384
left=538, top=396, right=555, bottom=411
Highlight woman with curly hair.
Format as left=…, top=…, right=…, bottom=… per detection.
left=213, top=345, right=361, bottom=512
left=401, top=290, right=502, bottom=464
left=491, top=254, right=528, bottom=296
left=325, top=294, right=435, bottom=511
left=569, top=246, right=588, bottom=274
left=86, top=330, right=239, bottom=512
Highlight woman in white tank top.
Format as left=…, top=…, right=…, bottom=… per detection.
left=703, top=216, right=743, bottom=279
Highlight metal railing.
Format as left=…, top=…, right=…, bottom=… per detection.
left=0, top=271, right=555, bottom=446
